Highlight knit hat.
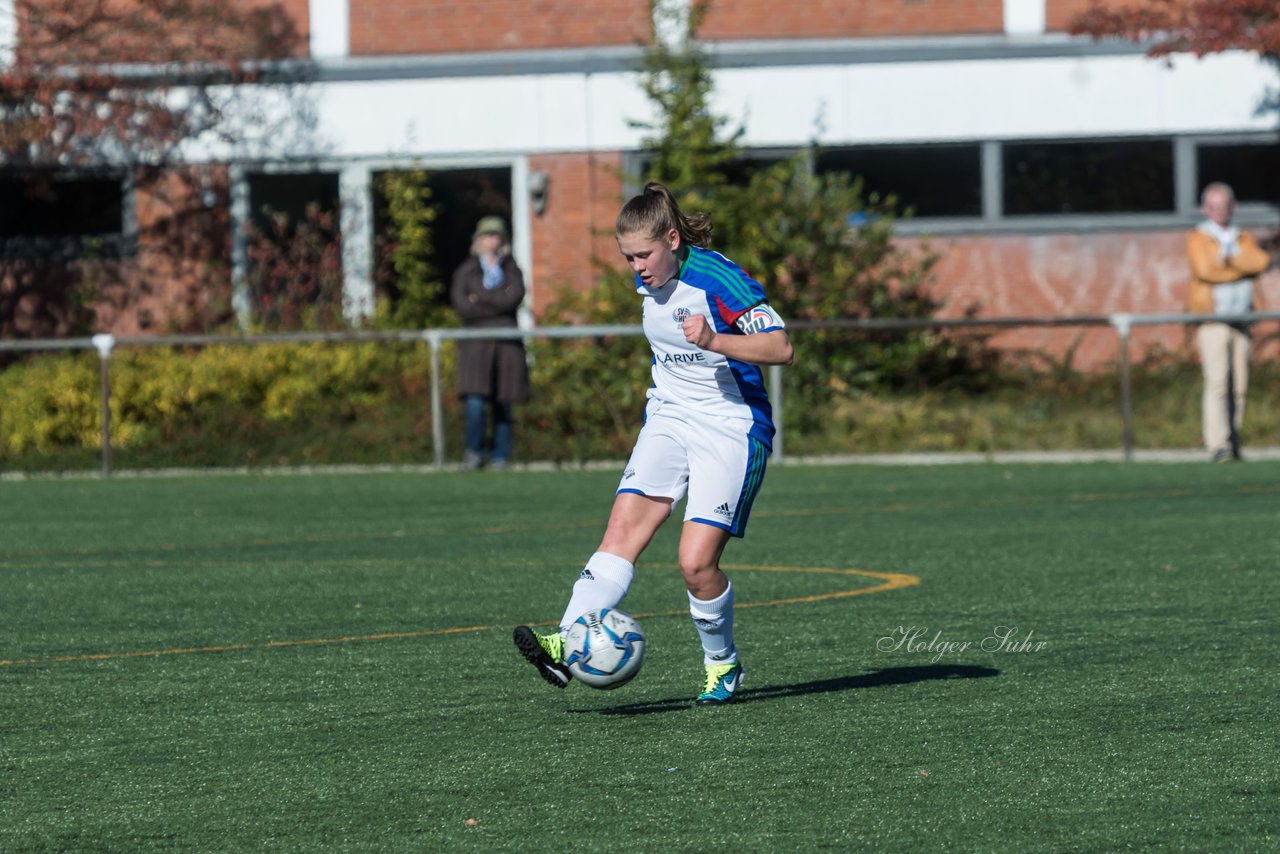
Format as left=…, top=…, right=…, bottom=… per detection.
left=473, top=216, right=509, bottom=240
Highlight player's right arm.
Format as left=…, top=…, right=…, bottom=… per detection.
left=682, top=314, right=793, bottom=365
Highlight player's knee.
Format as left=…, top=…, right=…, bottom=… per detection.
left=677, top=554, right=718, bottom=587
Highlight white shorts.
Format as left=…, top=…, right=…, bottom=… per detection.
left=617, top=408, right=769, bottom=538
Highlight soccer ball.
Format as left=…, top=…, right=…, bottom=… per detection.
left=564, top=608, right=646, bottom=689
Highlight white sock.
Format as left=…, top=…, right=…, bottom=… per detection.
left=559, top=551, right=635, bottom=634
left=689, top=582, right=737, bottom=666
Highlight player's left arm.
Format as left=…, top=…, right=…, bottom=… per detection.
left=683, top=307, right=794, bottom=365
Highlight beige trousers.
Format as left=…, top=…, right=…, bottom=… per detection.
left=1195, top=322, right=1250, bottom=453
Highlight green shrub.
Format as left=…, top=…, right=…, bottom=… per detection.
left=524, top=275, right=653, bottom=460
left=3, top=341, right=1278, bottom=470
left=0, top=343, right=449, bottom=467
left=0, top=352, right=101, bottom=455
left=373, top=169, right=456, bottom=330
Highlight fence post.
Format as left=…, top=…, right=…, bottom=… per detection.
left=769, top=363, right=785, bottom=462
left=426, top=330, right=445, bottom=470
left=1112, top=314, right=1134, bottom=462
left=91, top=334, right=116, bottom=476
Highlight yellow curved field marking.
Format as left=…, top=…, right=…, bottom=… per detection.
left=729, top=564, right=919, bottom=606
left=628, top=565, right=919, bottom=619
left=0, top=564, right=917, bottom=668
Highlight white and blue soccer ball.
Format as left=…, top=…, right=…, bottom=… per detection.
left=564, top=608, right=646, bottom=689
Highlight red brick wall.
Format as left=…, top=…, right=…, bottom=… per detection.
left=1045, top=0, right=1106, bottom=33
left=96, top=166, right=234, bottom=335
left=264, top=0, right=312, bottom=56
left=918, top=230, right=1280, bottom=368
left=526, top=152, right=629, bottom=315
left=701, top=0, right=1003, bottom=40
left=15, top=0, right=309, bottom=63
left=349, top=0, right=649, bottom=55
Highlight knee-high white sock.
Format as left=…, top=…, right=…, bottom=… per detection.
left=689, top=582, right=736, bottom=666
left=559, top=551, right=635, bottom=634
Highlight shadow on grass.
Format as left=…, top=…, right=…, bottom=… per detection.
left=571, top=663, right=1000, bottom=716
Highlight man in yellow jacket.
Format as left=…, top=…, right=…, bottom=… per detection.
left=1187, top=182, right=1271, bottom=462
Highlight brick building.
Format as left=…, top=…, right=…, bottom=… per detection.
left=4, top=0, right=1278, bottom=366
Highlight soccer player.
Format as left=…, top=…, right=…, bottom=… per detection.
left=514, top=182, right=793, bottom=705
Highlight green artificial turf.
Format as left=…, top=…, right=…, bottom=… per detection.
left=1, top=463, right=1277, bottom=850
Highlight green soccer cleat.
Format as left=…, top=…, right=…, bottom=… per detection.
left=514, top=625, right=572, bottom=689
left=696, top=661, right=743, bottom=706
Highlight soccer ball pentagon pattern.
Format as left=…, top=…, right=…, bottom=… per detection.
left=564, top=608, right=646, bottom=689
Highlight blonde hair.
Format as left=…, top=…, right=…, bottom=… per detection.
left=615, top=182, right=713, bottom=248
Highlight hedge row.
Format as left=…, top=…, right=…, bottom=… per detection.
left=0, top=338, right=655, bottom=468
left=4, top=335, right=1253, bottom=470
left=0, top=343, right=440, bottom=462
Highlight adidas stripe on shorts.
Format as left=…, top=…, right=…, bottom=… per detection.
left=617, top=407, right=768, bottom=538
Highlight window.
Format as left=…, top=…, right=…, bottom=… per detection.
left=624, top=135, right=1279, bottom=229
left=421, top=167, right=512, bottom=283
left=1003, top=139, right=1174, bottom=215
left=1197, top=142, right=1280, bottom=205
left=816, top=144, right=983, bottom=218
left=247, top=172, right=340, bottom=231
left=719, top=153, right=790, bottom=188
left=625, top=153, right=789, bottom=197
left=0, top=171, right=126, bottom=256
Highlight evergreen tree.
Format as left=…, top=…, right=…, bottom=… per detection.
left=632, top=1, right=743, bottom=206
left=537, top=0, right=995, bottom=452
left=374, top=169, right=454, bottom=330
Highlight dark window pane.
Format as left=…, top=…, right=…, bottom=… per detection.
left=630, top=154, right=787, bottom=192
left=1003, top=139, right=1173, bottom=214
left=721, top=155, right=788, bottom=188
left=423, top=167, right=512, bottom=285
left=816, top=144, right=982, bottom=217
left=0, top=172, right=123, bottom=237
left=1197, top=142, right=1280, bottom=204
left=248, top=172, right=340, bottom=232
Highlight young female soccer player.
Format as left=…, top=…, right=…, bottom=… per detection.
left=514, top=182, right=793, bottom=705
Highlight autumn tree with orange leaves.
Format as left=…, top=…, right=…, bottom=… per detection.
left=1, top=0, right=303, bottom=167
left=1068, top=1, right=1279, bottom=60
left=0, top=1, right=304, bottom=340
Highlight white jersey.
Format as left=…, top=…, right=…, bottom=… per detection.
left=635, top=246, right=786, bottom=449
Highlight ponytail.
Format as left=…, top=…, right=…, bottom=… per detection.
left=615, top=182, right=713, bottom=249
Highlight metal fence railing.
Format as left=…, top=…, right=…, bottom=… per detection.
left=3, top=312, right=1279, bottom=475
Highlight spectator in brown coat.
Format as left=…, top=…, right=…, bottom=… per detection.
left=450, top=216, right=530, bottom=470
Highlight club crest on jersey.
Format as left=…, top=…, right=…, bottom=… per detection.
left=672, top=307, right=691, bottom=326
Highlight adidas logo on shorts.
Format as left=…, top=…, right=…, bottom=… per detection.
left=713, top=502, right=732, bottom=518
